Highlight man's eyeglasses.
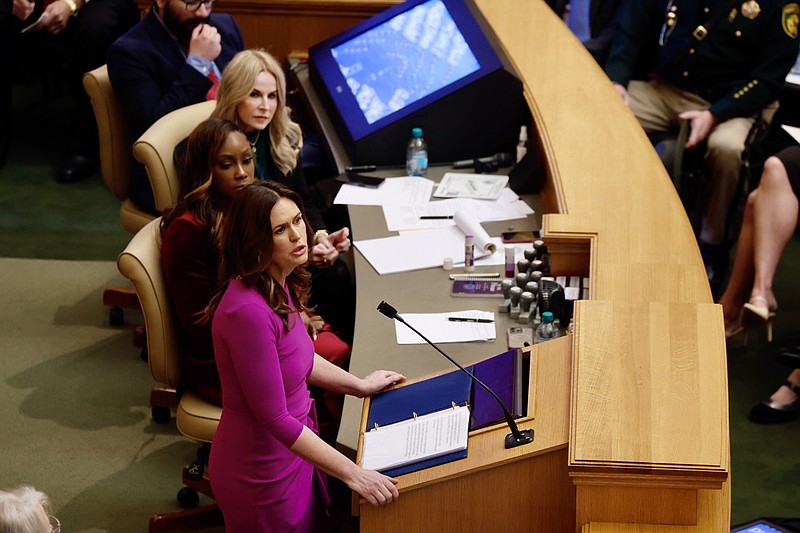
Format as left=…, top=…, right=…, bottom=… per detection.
left=183, top=0, right=214, bottom=11
left=48, top=515, right=61, bottom=533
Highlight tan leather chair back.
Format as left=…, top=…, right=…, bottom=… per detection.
left=117, top=218, right=182, bottom=388
left=133, top=100, right=216, bottom=214
left=83, top=65, right=154, bottom=234
left=82, top=65, right=133, bottom=202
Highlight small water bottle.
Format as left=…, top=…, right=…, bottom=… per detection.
left=535, top=311, right=561, bottom=343
left=406, top=127, right=428, bottom=176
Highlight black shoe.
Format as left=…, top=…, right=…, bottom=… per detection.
left=699, top=241, right=730, bottom=296
left=778, top=344, right=800, bottom=369
left=56, top=154, right=97, bottom=183
left=748, top=380, right=800, bottom=424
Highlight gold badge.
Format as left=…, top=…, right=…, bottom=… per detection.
left=741, top=0, right=760, bottom=19
left=783, top=3, right=800, bottom=38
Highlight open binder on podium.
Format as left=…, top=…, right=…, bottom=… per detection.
left=361, top=349, right=524, bottom=476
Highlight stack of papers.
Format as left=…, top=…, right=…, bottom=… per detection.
left=355, top=210, right=496, bottom=275
left=361, top=404, right=470, bottom=472
left=335, top=174, right=534, bottom=275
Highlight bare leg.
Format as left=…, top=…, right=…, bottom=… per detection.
left=717, top=190, right=756, bottom=326
left=750, top=156, right=799, bottom=311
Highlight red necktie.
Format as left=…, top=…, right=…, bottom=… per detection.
left=206, top=68, right=219, bottom=100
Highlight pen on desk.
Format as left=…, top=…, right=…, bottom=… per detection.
left=419, top=215, right=453, bottom=220
left=448, top=317, right=494, bottom=323
left=449, top=273, right=500, bottom=279
left=345, top=164, right=377, bottom=172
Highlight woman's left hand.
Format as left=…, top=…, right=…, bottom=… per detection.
left=358, top=370, right=406, bottom=398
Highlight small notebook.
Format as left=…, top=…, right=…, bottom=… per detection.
left=451, top=279, right=504, bottom=297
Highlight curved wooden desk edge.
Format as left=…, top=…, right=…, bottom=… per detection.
left=474, top=0, right=730, bottom=530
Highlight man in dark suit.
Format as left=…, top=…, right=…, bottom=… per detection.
left=546, top=0, right=622, bottom=66
left=0, top=0, right=138, bottom=177
left=107, top=0, right=244, bottom=212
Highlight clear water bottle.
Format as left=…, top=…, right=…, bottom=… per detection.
left=406, top=127, right=428, bottom=176
left=535, top=311, right=561, bottom=343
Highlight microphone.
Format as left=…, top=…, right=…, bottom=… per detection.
left=452, top=152, right=514, bottom=169
left=377, top=301, right=534, bottom=449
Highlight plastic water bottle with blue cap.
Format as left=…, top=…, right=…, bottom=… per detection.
left=406, top=127, right=428, bottom=177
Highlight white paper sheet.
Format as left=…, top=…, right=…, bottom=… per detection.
left=354, top=211, right=494, bottom=274
left=333, top=176, right=434, bottom=206
left=382, top=193, right=534, bottom=231
left=433, top=173, right=509, bottom=200
left=394, top=310, right=496, bottom=344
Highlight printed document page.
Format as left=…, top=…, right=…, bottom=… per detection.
left=361, top=405, right=470, bottom=471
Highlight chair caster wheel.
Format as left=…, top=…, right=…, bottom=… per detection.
left=152, top=406, right=170, bottom=424
left=109, top=306, right=124, bottom=326
left=177, top=487, right=199, bottom=509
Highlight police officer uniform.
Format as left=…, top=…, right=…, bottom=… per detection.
left=605, top=0, right=800, bottom=248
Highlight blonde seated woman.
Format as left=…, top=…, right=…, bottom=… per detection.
left=211, top=49, right=356, bottom=346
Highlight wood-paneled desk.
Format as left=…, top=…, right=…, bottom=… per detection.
left=295, top=0, right=730, bottom=530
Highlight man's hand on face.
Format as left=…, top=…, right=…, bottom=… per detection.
left=188, top=23, right=221, bottom=61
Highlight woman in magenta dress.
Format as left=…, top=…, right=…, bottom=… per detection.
left=162, top=118, right=352, bottom=444
left=208, top=181, right=404, bottom=530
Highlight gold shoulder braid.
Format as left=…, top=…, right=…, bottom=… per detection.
left=783, top=3, right=799, bottom=39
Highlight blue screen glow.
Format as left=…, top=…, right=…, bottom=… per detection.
left=331, top=0, right=480, bottom=124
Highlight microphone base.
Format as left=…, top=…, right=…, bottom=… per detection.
left=504, top=429, right=534, bottom=449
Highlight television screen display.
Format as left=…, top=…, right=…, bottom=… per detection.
left=309, top=0, right=526, bottom=166
left=331, top=0, right=481, bottom=126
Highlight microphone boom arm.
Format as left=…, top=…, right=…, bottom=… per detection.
left=378, top=301, right=533, bottom=449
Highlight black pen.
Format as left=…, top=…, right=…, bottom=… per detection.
left=345, top=164, right=377, bottom=172
left=419, top=215, right=453, bottom=220
left=448, top=317, right=494, bottom=323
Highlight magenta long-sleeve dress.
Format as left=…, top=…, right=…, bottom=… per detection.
left=209, top=278, right=331, bottom=531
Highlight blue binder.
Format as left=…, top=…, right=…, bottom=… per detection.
left=366, top=369, right=472, bottom=476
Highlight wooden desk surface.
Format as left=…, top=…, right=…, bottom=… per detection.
left=295, top=0, right=729, bottom=528
left=472, top=0, right=730, bottom=528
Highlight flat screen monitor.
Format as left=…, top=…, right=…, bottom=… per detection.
left=309, top=0, right=526, bottom=166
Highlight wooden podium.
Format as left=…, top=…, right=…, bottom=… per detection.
left=294, top=0, right=731, bottom=530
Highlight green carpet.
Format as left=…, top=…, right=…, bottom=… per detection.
left=0, top=77, right=129, bottom=261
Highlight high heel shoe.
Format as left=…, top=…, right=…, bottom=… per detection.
left=742, top=296, right=776, bottom=343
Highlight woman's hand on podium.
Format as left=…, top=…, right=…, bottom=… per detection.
left=357, top=370, right=406, bottom=398
left=346, top=466, right=400, bottom=506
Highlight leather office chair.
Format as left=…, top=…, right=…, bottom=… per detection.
left=83, top=64, right=155, bottom=327
left=133, top=100, right=216, bottom=213
left=117, top=218, right=224, bottom=532
left=130, top=100, right=215, bottom=411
